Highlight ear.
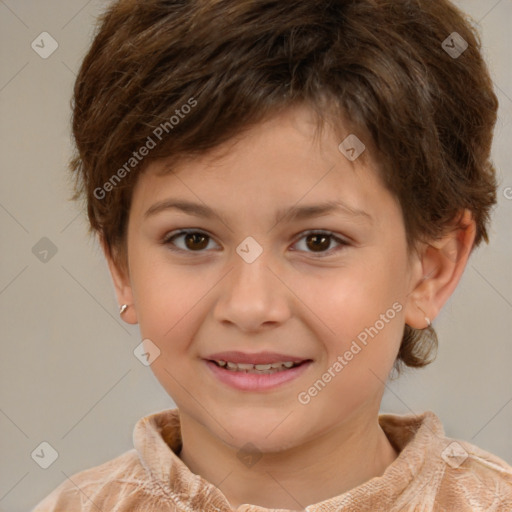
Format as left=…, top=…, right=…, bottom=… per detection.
left=100, top=236, right=138, bottom=325
left=404, top=209, right=477, bottom=329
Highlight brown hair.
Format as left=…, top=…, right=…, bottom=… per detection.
left=70, top=0, right=499, bottom=374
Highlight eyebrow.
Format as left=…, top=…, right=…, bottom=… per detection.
left=144, top=199, right=373, bottom=225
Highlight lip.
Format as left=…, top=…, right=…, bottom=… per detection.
left=204, top=359, right=313, bottom=392
left=205, top=351, right=308, bottom=365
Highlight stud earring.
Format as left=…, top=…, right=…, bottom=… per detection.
left=119, top=304, right=129, bottom=316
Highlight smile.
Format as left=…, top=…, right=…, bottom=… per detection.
left=204, top=359, right=312, bottom=391
left=212, top=360, right=300, bottom=373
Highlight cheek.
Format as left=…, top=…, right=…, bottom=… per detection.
left=313, top=262, right=402, bottom=330
left=306, top=257, right=405, bottom=373
left=130, top=249, right=200, bottom=343
left=130, top=254, right=205, bottom=399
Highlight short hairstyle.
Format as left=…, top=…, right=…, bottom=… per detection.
left=69, top=0, right=499, bottom=374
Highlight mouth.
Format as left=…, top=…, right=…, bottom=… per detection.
left=209, top=359, right=306, bottom=374
left=203, top=351, right=313, bottom=391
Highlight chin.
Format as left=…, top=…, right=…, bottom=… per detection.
left=213, top=412, right=302, bottom=453
left=225, top=431, right=300, bottom=455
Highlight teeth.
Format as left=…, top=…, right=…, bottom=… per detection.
left=255, top=364, right=272, bottom=370
left=213, top=360, right=299, bottom=372
left=236, top=363, right=255, bottom=370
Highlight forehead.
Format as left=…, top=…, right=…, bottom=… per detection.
left=131, top=106, right=394, bottom=224
left=147, top=104, right=372, bottom=173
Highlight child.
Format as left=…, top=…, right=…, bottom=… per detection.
left=33, top=0, right=512, bottom=510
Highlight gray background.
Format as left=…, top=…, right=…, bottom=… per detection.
left=0, top=1, right=511, bottom=511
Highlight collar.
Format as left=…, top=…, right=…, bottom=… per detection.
left=133, top=407, right=446, bottom=511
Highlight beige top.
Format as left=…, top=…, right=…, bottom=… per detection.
left=32, top=408, right=512, bottom=511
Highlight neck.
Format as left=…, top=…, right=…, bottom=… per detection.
left=178, top=410, right=398, bottom=510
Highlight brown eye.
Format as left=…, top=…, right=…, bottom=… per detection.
left=305, top=233, right=331, bottom=252
left=184, top=232, right=209, bottom=250
left=293, top=230, right=348, bottom=257
left=163, top=229, right=348, bottom=256
left=163, top=230, right=215, bottom=252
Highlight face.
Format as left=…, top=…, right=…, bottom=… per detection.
left=112, top=105, right=425, bottom=452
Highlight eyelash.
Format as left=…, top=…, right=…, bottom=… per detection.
left=161, top=229, right=349, bottom=257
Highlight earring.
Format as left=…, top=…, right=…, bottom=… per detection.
left=415, top=302, right=432, bottom=329
left=119, top=304, right=129, bottom=316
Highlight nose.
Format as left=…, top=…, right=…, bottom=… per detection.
left=212, top=248, right=292, bottom=333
